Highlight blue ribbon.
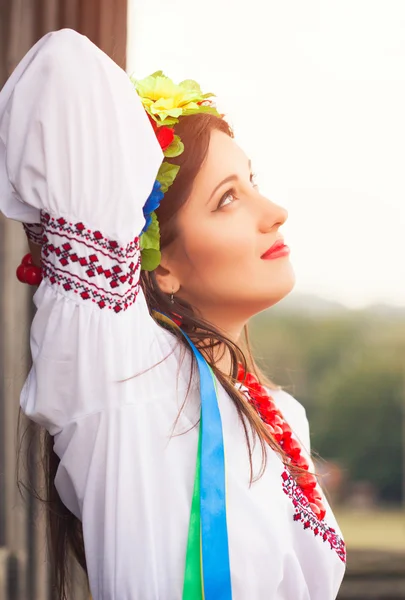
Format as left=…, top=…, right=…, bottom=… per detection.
left=141, top=180, right=164, bottom=233
left=179, top=330, right=232, bottom=600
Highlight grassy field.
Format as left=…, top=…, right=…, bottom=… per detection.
left=335, top=507, right=405, bottom=551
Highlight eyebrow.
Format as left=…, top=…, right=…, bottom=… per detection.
left=207, top=159, right=252, bottom=203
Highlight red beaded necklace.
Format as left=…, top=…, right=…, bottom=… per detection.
left=237, top=364, right=326, bottom=521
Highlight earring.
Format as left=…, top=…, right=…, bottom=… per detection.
left=170, top=290, right=175, bottom=304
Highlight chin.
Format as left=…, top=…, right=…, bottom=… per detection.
left=260, top=267, right=296, bottom=311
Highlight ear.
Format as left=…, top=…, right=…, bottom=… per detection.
left=154, top=257, right=180, bottom=295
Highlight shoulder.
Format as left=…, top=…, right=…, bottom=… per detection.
left=269, top=388, right=311, bottom=454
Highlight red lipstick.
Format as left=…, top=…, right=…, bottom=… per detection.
left=261, top=240, right=290, bottom=260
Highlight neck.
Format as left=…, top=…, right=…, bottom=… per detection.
left=212, top=343, right=233, bottom=374
left=198, top=323, right=246, bottom=376
left=198, top=308, right=247, bottom=345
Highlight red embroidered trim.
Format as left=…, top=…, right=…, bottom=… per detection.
left=236, top=372, right=327, bottom=519
left=39, top=211, right=140, bottom=312
left=282, top=470, right=347, bottom=563
left=23, top=222, right=43, bottom=245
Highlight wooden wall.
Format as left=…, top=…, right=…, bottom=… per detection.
left=0, top=1, right=127, bottom=598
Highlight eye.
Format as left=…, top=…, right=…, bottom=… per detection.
left=216, top=173, right=258, bottom=210
left=217, top=188, right=238, bottom=209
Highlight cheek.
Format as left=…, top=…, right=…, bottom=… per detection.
left=182, top=220, right=253, bottom=276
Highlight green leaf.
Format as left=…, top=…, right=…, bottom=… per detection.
left=151, top=105, right=183, bottom=119
left=146, top=111, right=180, bottom=128
left=155, top=115, right=180, bottom=127
left=141, top=247, right=161, bottom=271
left=157, top=162, right=180, bottom=193
left=182, top=105, right=220, bottom=118
left=180, top=79, right=203, bottom=95
left=140, top=212, right=160, bottom=251
left=140, top=212, right=161, bottom=271
left=150, top=70, right=166, bottom=78
left=164, top=135, right=184, bottom=158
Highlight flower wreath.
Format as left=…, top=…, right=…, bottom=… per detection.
left=131, top=71, right=221, bottom=271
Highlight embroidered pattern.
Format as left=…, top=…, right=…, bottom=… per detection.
left=282, top=469, right=346, bottom=563
left=39, top=211, right=141, bottom=312
left=23, top=222, right=43, bottom=245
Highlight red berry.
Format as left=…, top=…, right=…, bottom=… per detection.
left=16, top=264, right=28, bottom=283
left=25, top=266, right=42, bottom=286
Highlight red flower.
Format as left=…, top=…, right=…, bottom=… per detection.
left=171, top=313, right=183, bottom=327
left=282, top=436, right=302, bottom=461
left=237, top=364, right=245, bottom=381
left=156, top=126, right=175, bottom=151
left=272, top=425, right=284, bottom=442
left=147, top=114, right=158, bottom=132
left=236, top=362, right=328, bottom=521
left=294, top=454, right=310, bottom=470
left=296, top=472, right=318, bottom=491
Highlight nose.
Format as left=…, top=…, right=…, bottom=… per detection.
left=258, top=195, right=288, bottom=233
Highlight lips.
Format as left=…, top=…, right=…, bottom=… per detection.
left=261, top=239, right=290, bottom=260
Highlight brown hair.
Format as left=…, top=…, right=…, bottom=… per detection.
left=20, top=113, right=298, bottom=599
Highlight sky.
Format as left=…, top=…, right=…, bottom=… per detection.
left=128, top=0, right=405, bottom=309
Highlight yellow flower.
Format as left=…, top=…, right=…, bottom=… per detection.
left=132, top=71, right=218, bottom=125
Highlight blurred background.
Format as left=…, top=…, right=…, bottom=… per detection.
left=0, top=0, right=404, bottom=599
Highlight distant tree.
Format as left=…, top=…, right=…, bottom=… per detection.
left=310, top=357, right=403, bottom=502
left=250, top=310, right=405, bottom=503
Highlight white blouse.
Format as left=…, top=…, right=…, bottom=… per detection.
left=0, top=29, right=346, bottom=600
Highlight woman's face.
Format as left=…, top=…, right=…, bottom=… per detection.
left=159, top=130, right=295, bottom=337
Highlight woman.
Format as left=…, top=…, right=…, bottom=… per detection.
left=0, top=29, right=346, bottom=599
